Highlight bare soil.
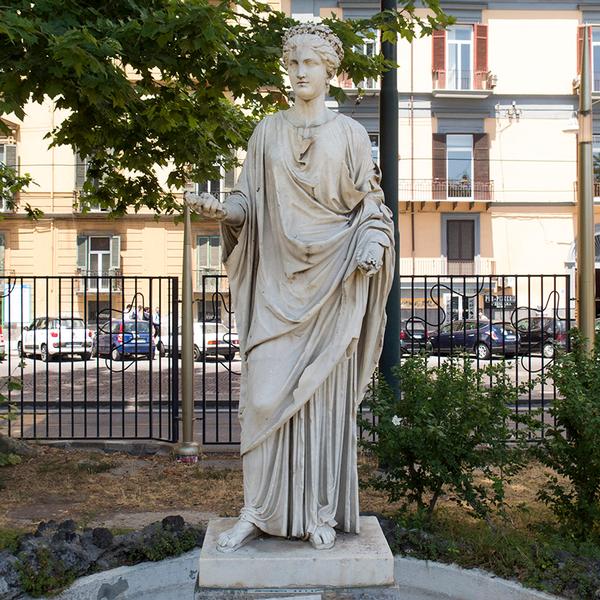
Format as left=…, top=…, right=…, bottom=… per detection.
left=0, top=444, right=555, bottom=533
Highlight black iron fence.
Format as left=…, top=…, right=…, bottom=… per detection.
left=0, top=275, right=179, bottom=442
left=1, top=273, right=574, bottom=446
left=194, top=273, right=573, bottom=446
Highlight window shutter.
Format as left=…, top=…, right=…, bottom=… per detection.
left=197, top=236, right=209, bottom=268
left=224, top=168, right=235, bottom=191
left=4, top=144, right=16, bottom=170
left=474, top=24, right=488, bottom=90
left=109, top=235, right=121, bottom=271
left=447, top=221, right=475, bottom=261
left=75, top=151, right=87, bottom=189
left=209, top=236, right=221, bottom=268
left=0, top=233, right=5, bottom=273
left=473, top=133, right=490, bottom=201
left=211, top=178, right=221, bottom=197
left=432, top=29, right=446, bottom=88
left=578, top=25, right=592, bottom=74
left=76, top=235, right=88, bottom=271
left=432, top=134, right=447, bottom=200
left=197, top=181, right=208, bottom=194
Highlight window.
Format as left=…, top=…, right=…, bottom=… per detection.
left=76, top=234, right=121, bottom=292
left=0, top=143, right=17, bottom=211
left=447, top=135, right=473, bottom=198
left=191, top=165, right=236, bottom=199
left=0, top=233, right=4, bottom=274
left=356, top=34, right=379, bottom=90
left=197, top=235, right=221, bottom=272
left=447, top=26, right=473, bottom=90
left=432, top=24, right=488, bottom=91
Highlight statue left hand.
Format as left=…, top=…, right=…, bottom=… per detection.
left=356, top=241, right=384, bottom=277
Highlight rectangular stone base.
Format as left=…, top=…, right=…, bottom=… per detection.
left=197, top=516, right=394, bottom=590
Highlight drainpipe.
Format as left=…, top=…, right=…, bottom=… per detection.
left=410, top=39, right=415, bottom=272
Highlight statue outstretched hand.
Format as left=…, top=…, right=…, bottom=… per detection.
left=356, top=240, right=384, bottom=277
left=184, top=191, right=228, bottom=220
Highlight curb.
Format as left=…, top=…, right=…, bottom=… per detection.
left=27, top=552, right=564, bottom=600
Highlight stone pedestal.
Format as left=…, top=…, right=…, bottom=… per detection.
left=197, top=516, right=394, bottom=591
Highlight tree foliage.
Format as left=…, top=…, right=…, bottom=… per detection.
left=0, top=0, right=451, bottom=214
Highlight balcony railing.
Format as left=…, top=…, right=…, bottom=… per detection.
left=195, top=268, right=229, bottom=294
left=399, top=257, right=496, bottom=276
left=432, top=69, right=496, bottom=91
left=399, top=179, right=494, bottom=202
left=76, top=269, right=123, bottom=293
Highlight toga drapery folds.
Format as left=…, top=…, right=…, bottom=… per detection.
left=220, top=111, right=394, bottom=539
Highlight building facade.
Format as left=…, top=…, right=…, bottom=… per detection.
left=2, top=0, right=599, bottom=325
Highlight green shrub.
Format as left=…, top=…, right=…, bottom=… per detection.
left=361, top=355, right=533, bottom=523
left=537, top=330, right=600, bottom=540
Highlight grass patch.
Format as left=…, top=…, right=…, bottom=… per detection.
left=0, top=527, right=25, bottom=553
left=392, top=508, right=600, bottom=599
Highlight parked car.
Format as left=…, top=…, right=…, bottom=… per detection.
left=400, top=320, right=430, bottom=354
left=92, top=319, right=155, bottom=360
left=17, top=317, right=93, bottom=361
left=516, top=317, right=569, bottom=358
left=158, top=322, right=239, bottom=361
left=427, top=320, right=519, bottom=360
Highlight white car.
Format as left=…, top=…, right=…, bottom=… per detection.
left=158, top=322, right=239, bottom=361
left=18, top=317, right=93, bottom=361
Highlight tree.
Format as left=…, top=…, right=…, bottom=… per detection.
left=0, top=0, right=451, bottom=215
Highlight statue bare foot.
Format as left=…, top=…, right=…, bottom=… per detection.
left=217, top=519, right=261, bottom=553
left=309, top=524, right=336, bottom=550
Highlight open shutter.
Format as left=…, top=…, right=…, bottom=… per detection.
left=224, top=168, right=236, bottom=191
left=75, top=151, right=87, bottom=189
left=432, top=29, right=446, bottom=89
left=4, top=144, right=16, bottom=170
left=473, top=134, right=490, bottom=201
left=578, top=25, right=592, bottom=74
left=197, top=235, right=208, bottom=268
left=0, top=233, right=5, bottom=273
left=474, top=24, right=488, bottom=90
left=432, top=134, right=447, bottom=200
left=209, top=236, right=221, bottom=268
left=76, top=235, right=88, bottom=272
left=110, top=235, right=121, bottom=272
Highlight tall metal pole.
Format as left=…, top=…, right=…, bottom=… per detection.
left=577, top=25, right=596, bottom=350
left=176, top=202, right=200, bottom=462
left=379, top=0, right=401, bottom=390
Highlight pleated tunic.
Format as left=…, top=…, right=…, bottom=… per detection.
left=221, top=110, right=394, bottom=539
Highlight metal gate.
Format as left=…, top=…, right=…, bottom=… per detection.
left=0, top=275, right=179, bottom=442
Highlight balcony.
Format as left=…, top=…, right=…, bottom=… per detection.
left=432, top=70, right=496, bottom=97
left=399, top=179, right=494, bottom=204
left=337, top=72, right=380, bottom=92
left=76, top=270, right=123, bottom=294
left=195, top=268, right=229, bottom=294
left=399, top=257, right=496, bottom=276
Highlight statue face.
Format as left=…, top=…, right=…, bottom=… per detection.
left=287, top=43, right=329, bottom=101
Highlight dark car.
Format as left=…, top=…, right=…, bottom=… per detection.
left=92, top=319, right=155, bottom=360
left=516, top=317, right=569, bottom=358
left=428, top=320, right=519, bottom=360
left=400, top=321, right=430, bottom=354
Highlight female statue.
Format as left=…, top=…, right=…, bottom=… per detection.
left=187, top=23, right=394, bottom=552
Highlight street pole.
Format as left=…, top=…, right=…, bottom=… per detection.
left=379, top=0, right=401, bottom=392
left=175, top=201, right=200, bottom=462
left=577, top=25, right=596, bottom=350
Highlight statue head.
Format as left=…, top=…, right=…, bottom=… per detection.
left=282, top=24, right=344, bottom=100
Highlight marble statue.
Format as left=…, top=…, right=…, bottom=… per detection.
left=185, top=23, right=394, bottom=553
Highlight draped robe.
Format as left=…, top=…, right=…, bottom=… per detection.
left=221, top=111, right=394, bottom=539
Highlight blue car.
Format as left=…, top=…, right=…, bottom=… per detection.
left=92, top=320, right=155, bottom=360
left=428, top=320, right=519, bottom=360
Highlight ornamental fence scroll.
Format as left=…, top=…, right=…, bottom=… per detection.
left=0, top=275, right=179, bottom=442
